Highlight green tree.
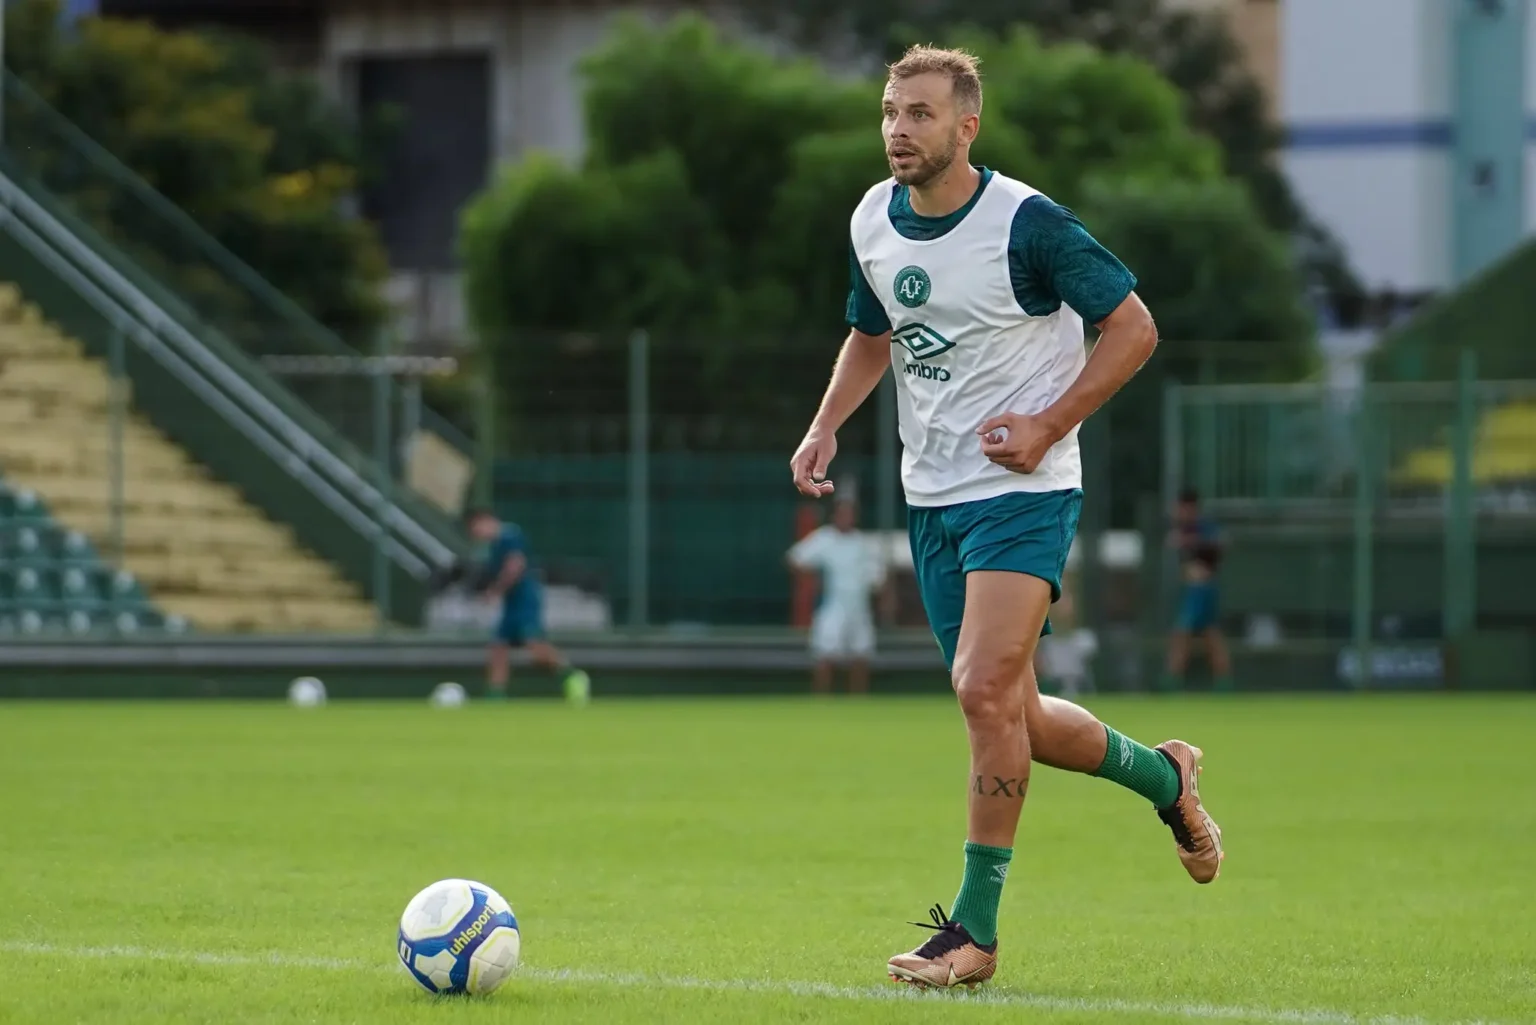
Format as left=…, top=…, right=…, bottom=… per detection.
left=1087, top=181, right=1313, bottom=360
left=1082, top=179, right=1314, bottom=519
left=2, top=0, right=389, bottom=340
left=461, top=14, right=1313, bottom=503
left=753, top=0, right=1363, bottom=315
left=463, top=151, right=726, bottom=340
left=953, top=27, right=1222, bottom=204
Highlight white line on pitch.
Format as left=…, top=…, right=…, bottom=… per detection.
left=0, top=940, right=1508, bottom=1025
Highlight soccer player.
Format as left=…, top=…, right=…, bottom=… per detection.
left=464, top=509, right=589, bottom=702
left=786, top=499, right=887, bottom=694
left=1163, top=488, right=1233, bottom=692
left=788, top=46, right=1224, bottom=988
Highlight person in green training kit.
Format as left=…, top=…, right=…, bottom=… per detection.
left=1163, top=487, right=1234, bottom=692
left=465, top=509, right=590, bottom=704
left=789, top=45, right=1223, bottom=989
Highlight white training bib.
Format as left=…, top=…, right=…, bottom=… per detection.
left=850, top=173, right=1086, bottom=507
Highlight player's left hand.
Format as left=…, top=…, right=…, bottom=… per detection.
left=977, top=412, right=1063, bottom=474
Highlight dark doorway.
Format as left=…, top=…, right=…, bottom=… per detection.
left=356, top=54, right=491, bottom=271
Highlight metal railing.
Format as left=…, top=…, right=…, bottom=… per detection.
left=1164, top=376, right=1536, bottom=513
left=0, top=160, right=479, bottom=644
left=1154, top=365, right=1536, bottom=689
left=0, top=71, right=477, bottom=459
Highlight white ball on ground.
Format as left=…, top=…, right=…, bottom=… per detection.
left=430, top=682, right=467, bottom=708
left=397, top=878, right=520, bottom=996
left=287, top=676, right=327, bottom=707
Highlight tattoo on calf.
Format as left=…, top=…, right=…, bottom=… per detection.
left=973, top=774, right=1025, bottom=798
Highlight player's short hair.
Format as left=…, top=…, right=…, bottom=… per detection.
left=888, top=45, right=983, bottom=115
left=1178, top=487, right=1201, bottom=505
left=462, top=507, right=497, bottom=525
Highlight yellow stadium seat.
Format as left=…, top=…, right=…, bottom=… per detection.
left=1396, top=400, right=1536, bottom=486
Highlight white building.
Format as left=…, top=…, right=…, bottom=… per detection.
left=1282, top=0, right=1534, bottom=294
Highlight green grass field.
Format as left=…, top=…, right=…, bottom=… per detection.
left=2, top=695, right=1533, bottom=1025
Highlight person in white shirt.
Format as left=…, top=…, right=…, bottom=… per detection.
left=787, top=500, right=886, bottom=694
left=788, top=44, right=1222, bottom=988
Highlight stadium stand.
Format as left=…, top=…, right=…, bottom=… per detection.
left=0, top=282, right=378, bottom=632
left=0, top=475, right=164, bottom=636
left=1397, top=401, right=1536, bottom=487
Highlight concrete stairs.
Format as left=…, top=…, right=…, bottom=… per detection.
left=0, top=283, right=379, bottom=632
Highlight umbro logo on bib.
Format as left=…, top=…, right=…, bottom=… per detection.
left=893, top=323, right=954, bottom=360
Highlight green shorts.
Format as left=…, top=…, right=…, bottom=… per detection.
left=907, top=489, right=1083, bottom=669
left=1176, top=582, right=1219, bottom=633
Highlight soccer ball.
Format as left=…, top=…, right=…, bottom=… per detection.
left=287, top=676, right=327, bottom=707
left=397, top=878, right=520, bottom=996
left=430, top=682, right=467, bottom=708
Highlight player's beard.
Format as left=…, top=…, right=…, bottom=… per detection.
left=888, top=132, right=959, bottom=188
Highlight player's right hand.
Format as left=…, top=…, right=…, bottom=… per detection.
left=790, top=430, right=838, bottom=498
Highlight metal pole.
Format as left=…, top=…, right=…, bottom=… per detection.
left=876, top=369, right=896, bottom=533
left=1350, top=386, right=1375, bottom=689
left=372, top=342, right=392, bottom=634
left=1078, top=410, right=1108, bottom=639
left=1459, top=349, right=1478, bottom=636
left=400, top=377, right=422, bottom=473
left=1, top=0, right=8, bottom=152
left=627, top=330, right=649, bottom=629
left=1444, top=348, right=1477, bottom=640
left=1161, top=379, right=1182, bottom=517
left=1197, top=357, right=1217, bottom=500
left=1264, top=400, right=1283, bottom=508
left=474, top=370, right=494, bottom=509
left=107, top=326, right=125, bottom=571
left=1160, top=379, right=1183, bottom=628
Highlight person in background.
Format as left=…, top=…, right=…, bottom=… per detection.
left=465, top=509, right=589, bottom=703
left=1163, top=488, right=1233, bottom=692
left=787, top=499, right=887, bottom=694
left=1035, top=584, right=1098, bottom=699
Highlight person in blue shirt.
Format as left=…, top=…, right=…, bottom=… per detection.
left=1163, top=489, right=1233, bottom=692
left=465, top=509, right=589, bottom=702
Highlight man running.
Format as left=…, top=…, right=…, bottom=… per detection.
left=465, top=509, right=589, bottom=703
left=789, top=45, right=1223, bottom=989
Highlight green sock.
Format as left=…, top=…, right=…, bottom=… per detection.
left=950, top=841, right=1012, bottom=946
left=1094, top=726, right=1180, bottom=809
left=562, top=667, right=591, bottom=704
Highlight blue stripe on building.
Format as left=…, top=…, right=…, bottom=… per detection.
left=59, top=0, right=99, bottom=24
left=1286, top=118, right=1536, bottom=150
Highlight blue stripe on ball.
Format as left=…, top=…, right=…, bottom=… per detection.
left=401, top=882, right=519, bottom=995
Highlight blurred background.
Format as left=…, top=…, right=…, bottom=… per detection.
left=0, top=0, right=1531, bottom=696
